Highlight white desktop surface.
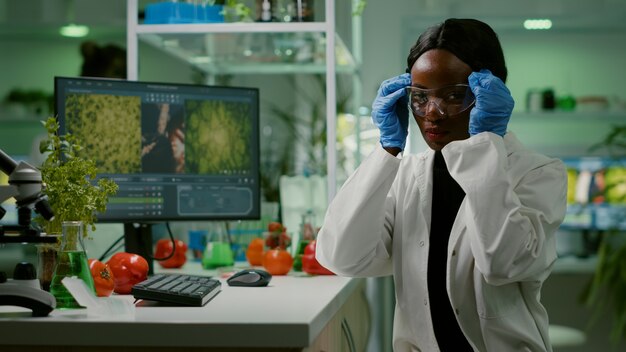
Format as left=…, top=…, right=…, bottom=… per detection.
left=0, top=262, right=363, bottom=349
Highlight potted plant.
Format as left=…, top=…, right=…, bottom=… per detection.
left=222, top=0, right=253, bottom=22
left=34, top=116, right=118, bottom=291
left=580, top=124, right=626, bottom=342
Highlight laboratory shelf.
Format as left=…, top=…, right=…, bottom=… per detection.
left=127, top=0, right=363, bottom=200
left=138, top=31, right=357, bottom=75
left=508, top=110, right=626, bottom=158
left=562, top=204, right=626, bottom=231
left=135, top=22, right=331, bottom=34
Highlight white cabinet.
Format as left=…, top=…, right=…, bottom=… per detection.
left=126, top=0, right=362, bottom=201
left=307, top=279, right=370, bottom=352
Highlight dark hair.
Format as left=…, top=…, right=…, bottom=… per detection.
left=407, top=18, right=508, bottom=82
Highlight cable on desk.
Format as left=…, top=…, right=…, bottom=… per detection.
left=98, top=222, right=177, bottom=262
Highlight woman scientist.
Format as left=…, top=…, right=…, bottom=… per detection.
left=316, top=18, right=567, bottom=351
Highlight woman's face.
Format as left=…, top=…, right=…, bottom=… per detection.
left=409, top=49, right=473, bottom=151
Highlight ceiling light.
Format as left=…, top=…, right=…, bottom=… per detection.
left=523, top=19, right=552, bottom=30
left=59, top=24, right=90, bottom=38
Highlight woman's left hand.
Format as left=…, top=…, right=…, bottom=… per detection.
left=468, top=69, right=514, bottom=137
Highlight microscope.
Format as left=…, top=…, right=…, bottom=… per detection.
left=0, top=148, right=55, bottom=243
left=0, top=148, right=57, bottom=317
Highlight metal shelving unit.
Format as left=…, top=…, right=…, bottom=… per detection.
left=126, top=0, right=363, bottom=201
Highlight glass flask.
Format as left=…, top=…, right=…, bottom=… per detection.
left=49, top=221, right=96, bottom=309
left=293, top=210, right=316, bottom=271
left=202, top=223, right=234, bottom=269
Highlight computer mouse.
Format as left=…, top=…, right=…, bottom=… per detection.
left=227, top=269, right=272, bottom=287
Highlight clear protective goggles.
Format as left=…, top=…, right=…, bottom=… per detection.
left=405, top=84, right=475, bottom=118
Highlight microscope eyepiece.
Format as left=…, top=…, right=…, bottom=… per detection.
left=0, top=149, right=18, bottom=175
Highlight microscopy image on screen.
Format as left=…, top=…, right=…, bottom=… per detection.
left=184, top=99, right=252, bottom=174
left=140, top=103, right=185, bottom=174
left=65, top=93, right=142, bottom=174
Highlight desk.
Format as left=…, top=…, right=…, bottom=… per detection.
left=0, top=263, right=369, bottom=352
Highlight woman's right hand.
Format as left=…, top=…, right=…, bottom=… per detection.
left=371, top=73, right=411, bottom=151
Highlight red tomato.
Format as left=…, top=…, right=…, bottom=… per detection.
left=246, top=238, right=265, bottom=266
left=88, top=258, right=115, bottom=297
left=262, top=248, right=293, bottom=275
left=154, top=239, right=188, bottom=268
left=106, top=252, right=149, bottom=294
left=302, top=240, right=334, bottom=275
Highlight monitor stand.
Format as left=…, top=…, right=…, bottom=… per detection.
left=123, top=223, right=155, bottom=275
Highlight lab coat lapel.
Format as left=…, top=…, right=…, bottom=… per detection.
left=419, top=150, right=435, bottom=235
left=394, top=150, right=432, bottom=302
left=396, top=150, right=438, bottom=343
left=399, top=149, right=435, bottom=295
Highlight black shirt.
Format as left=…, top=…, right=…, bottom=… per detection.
left=427, top=151, right=473, bottom=351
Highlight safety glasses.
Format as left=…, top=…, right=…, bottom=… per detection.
left=405, top=84, right=475, bottom=118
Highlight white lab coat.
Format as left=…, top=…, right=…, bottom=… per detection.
left=316, top=132, right=567, bottom=352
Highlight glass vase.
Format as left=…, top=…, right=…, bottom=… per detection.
left=49, top=221, right=95, bottom=309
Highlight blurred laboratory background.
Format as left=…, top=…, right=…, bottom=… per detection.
left=1, top=0, right=625, bottom=351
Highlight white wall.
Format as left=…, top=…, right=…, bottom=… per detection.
left=0, top=37, right=200, bottom=104
left=0, top=38, right=87, bottom=100
left=503, top=31, right=626, bottom=110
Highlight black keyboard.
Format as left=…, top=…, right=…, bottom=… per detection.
left=131, top=273, right=221, bottom=307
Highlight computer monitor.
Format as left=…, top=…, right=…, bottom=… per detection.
left=54, top=76, right=260, bottom=272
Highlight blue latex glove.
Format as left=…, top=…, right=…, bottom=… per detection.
left=371, top=73, right=411, bottom=150
left=468, top=69, right=515, bottom=137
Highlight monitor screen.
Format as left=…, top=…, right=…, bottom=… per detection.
left=54, top=76, right=260, bottom=223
